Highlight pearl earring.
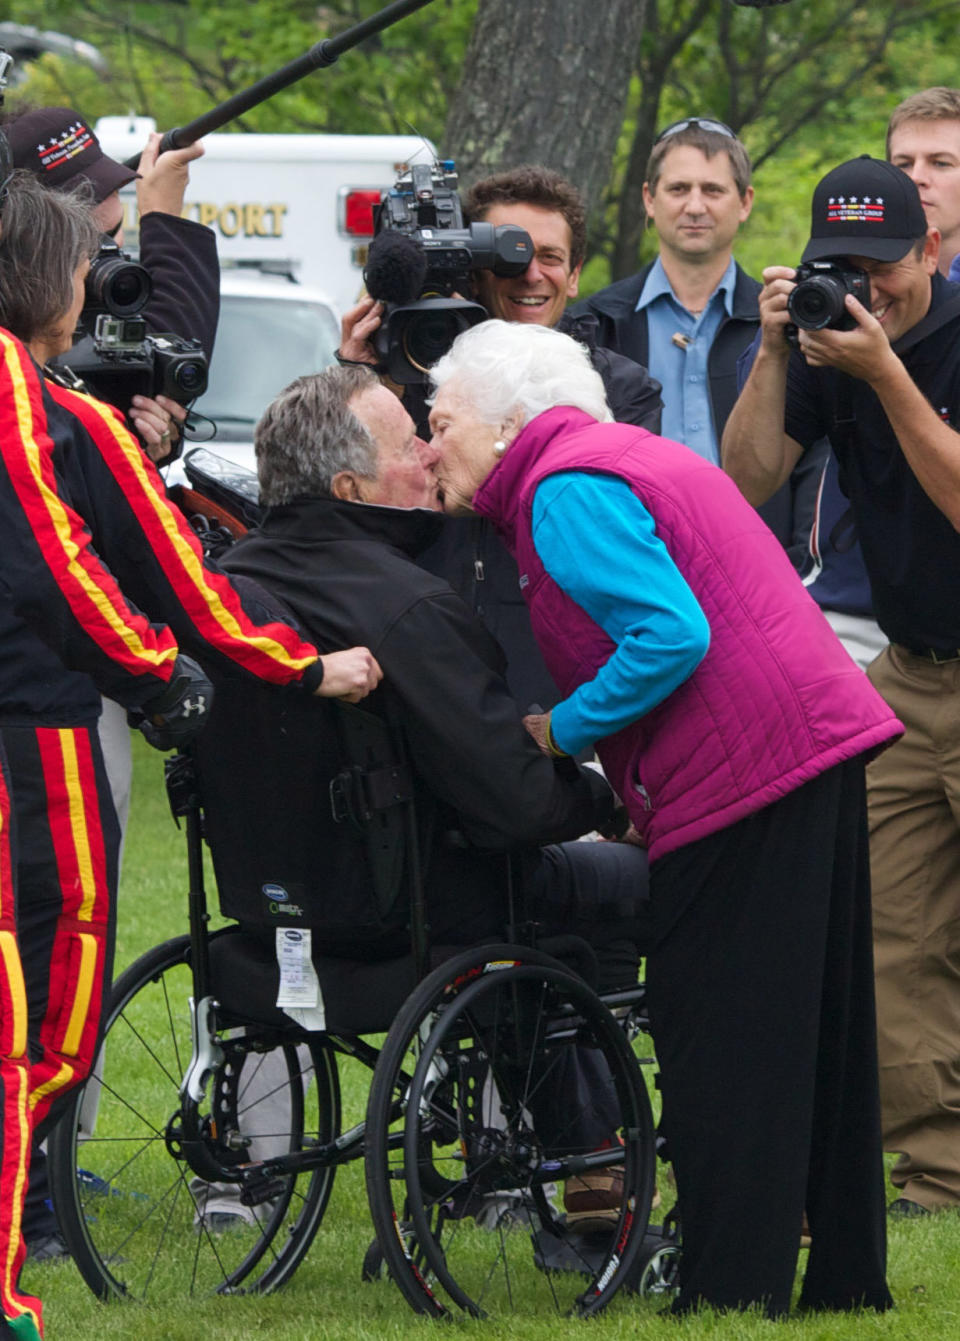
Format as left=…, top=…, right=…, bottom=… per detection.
left=493, top=440, right=507, bottom=457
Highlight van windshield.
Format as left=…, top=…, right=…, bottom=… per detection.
left=196, top=294, right=340, bottom=433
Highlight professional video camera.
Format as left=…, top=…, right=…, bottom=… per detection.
left=49, top=235, right=209, bottom=433
left=786, top=260, right=870, bottom=339
left=364, top=159, right=534, bottom=384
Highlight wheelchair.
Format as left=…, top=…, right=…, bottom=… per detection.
left=46, top=474, right=677, bottom=1320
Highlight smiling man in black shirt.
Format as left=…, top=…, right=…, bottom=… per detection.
left=722, top=154, right=960, bottom=1220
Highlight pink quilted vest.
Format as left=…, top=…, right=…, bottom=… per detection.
left=473, top=407, right=901, bottom=861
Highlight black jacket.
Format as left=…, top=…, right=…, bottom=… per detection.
left=575, top=260, right=794, bottom=545
left=556, top=309, right=662, bottom=431
left=139, top=212, right=221, bottom=361
left=222, top=496, right=612, bottom=862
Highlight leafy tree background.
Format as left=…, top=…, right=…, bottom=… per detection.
left=4, top=0, right=960, bottom=295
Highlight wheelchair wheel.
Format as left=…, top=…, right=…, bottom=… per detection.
left=47, top=934, right=340, bottom=1301
left=365, top=944, right=655, bottom=1319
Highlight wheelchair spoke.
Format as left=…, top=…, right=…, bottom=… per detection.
left=48, top=937, right=342, bottom=1302
left=366, top=947, right=656, bottom=1320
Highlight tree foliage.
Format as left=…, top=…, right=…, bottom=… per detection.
left=605, top=0, right=960, bottom=280
left=2, top=0, right=473, bottom=141
left=6, top=0, right=960, bottom=292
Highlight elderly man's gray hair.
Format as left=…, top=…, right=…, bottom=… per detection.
left=255, top=363, right=382, bottom=506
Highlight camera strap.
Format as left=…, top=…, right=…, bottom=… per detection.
left=42, top=361, right=88, bottom=394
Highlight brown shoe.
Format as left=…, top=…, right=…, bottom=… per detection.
left=564, top=1166, right=625, bottom=1232
left=563, top=1165, right=661, bottom=1232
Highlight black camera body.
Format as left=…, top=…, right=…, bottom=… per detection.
left=60, top=319, right=208, bottom=411
left=49, top=234, right=209, bottom=426
left=368, top=160, right=533, bottom=384
left=786, top=260, right=871, bottom=338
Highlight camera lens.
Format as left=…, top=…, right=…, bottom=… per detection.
left=172, top=361, right=206, bottom=395
left=787, top=275, right=847, bottom=331
left=86, top=256, right=152, bottom=317
left=402, top=309, right=473, bottom=373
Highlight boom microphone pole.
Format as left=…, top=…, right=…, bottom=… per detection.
left=123, top=0, right=438, bottom=166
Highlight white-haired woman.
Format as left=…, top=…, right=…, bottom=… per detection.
left=428, top=319, right=899, bottom=1319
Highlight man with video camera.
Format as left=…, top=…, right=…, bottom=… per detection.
left=722, top=154, right=960, bottom=1220
left=340, top=163, right=661, bottom=711
left=4, top=104, right=217, bottom=461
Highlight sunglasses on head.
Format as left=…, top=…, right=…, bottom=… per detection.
left=654, top=117, right=736, bottom=145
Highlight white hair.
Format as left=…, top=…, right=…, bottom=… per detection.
left=429, top=320, right=613, bottom=427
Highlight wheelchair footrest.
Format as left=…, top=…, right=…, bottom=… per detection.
left=533, top=1222, right=678, bottom=1291
left=239, top=1172, right=288, bottom=1207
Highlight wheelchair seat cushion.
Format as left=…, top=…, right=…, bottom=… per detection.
left=208, top=926, right=419, bottom=1035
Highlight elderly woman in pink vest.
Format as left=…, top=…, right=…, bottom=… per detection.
left=427, top=319, right=900, bottom=1321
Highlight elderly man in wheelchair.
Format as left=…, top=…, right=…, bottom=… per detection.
left=44, top=364, right=662, bottom=1319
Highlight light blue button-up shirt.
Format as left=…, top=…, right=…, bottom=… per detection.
left=637, top=255, right=737, bottom=464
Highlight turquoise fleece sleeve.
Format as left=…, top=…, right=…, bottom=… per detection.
left=532, top=471, right=710, bottom=755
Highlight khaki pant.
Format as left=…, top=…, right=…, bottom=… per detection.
left=867, top=644, right=960, bottom=1209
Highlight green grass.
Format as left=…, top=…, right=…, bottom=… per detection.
left=25, top=736, right=960, bottom=1339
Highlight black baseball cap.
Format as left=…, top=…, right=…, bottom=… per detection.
left=5, top=107, right=137, bottom=204
left=801, top=155, right=928, bottom=263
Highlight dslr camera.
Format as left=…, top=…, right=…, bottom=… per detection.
left=367, top=160, right=533, bottom=384
left=786, top=260, right=871, bottom=340
left=50, top=236, right=209, bottom=431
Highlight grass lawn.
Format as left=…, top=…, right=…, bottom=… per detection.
left=25, top=736, right=960, bottom=1340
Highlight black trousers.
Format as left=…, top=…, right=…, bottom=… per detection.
left=647, top=757, right=892, bottom=1318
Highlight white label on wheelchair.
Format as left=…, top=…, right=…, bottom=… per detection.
left=275, top=928, right=325, bottom=1030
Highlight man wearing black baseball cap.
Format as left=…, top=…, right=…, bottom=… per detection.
left=5, top=107, right=138, bottom=203
left=2, top=104, right=219, bottom=456
left=723, top=155, right=960, bottom=1223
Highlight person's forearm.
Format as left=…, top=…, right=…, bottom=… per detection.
left=721, top=345, right=796, bottom=505
left=868, top=354, right=960, bottom=530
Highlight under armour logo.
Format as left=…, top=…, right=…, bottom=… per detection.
left=181, top=695, right=208, bottom=717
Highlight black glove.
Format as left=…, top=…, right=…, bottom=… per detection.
left=130, top=654, right=213, bottom=751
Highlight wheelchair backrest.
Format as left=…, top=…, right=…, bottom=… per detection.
left=192, top=677, right=414, bottom=948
